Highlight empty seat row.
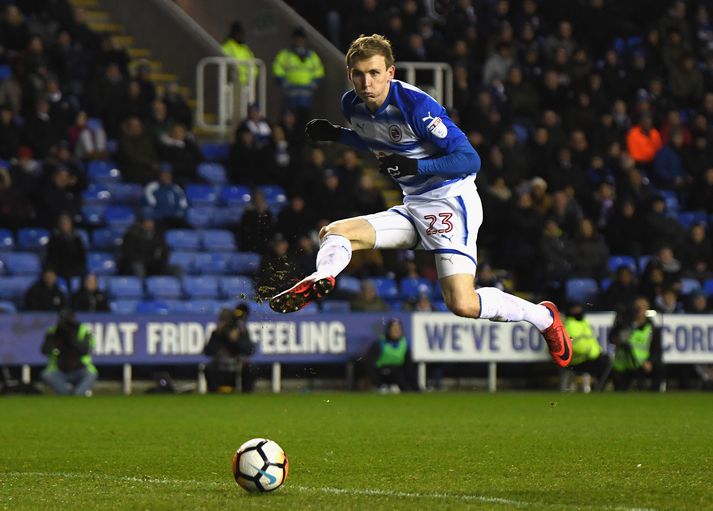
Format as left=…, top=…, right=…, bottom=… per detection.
left=169, top=251, right=260, bottom=275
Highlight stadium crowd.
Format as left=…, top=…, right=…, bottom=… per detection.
left=0, top=0, right=712, bottom=318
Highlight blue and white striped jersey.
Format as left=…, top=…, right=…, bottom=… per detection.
left=340, top=79, right=479, bottom=199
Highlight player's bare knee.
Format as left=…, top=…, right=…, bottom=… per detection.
left=445, top=295, right=480, bottom=318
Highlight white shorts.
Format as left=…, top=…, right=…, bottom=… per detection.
left=362, top=184, right=483, bottom=278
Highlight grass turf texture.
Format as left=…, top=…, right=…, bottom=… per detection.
left=1, top=393, right=711, bottom=511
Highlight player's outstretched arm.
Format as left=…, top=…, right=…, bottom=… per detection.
left=305, top=118, right=371, bottom=151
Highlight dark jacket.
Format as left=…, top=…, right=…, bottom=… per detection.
left=71, top=288, right=110, bottom=312
left=46, top=231, right=87, bottom=280
left=23, top=281, right=66, bottom=311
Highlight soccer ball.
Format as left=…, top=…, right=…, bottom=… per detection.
left=232, top=438, right=289, bottom=492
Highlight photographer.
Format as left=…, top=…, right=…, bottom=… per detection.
left=40, top=309, right=97, bottom=396
left=204, top=303, right=255, bottom=393
left=609, top=296, right=665, bottom=391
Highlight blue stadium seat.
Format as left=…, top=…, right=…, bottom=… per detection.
left=399, top=277, right=433, bottom=300
left=105, top=205, right=136, bottom=228
left=211, top=206, right=245, bottom=226
left=145, top=276, right=183, bottom=299
left=106, top=183, right=143, bottom=203
left=0, top=300, right=17, bottom=313
left=201, top=229, right=236, bottom=251
left=92, top=228, right=125, bottom=250
left=186, top=207, right=216, bottom=228
left=17, top=228, right=49, bottom=251
left=75, top=229, right=90, bottom=248
left=704, top=279, right=713, bottom=297
left=659, top=190, right=679, bottom=214
left=193, top=252, right=230, bottom=275
left=82, top=204, right=107, bottom=226
left=2, top=252, right=41, bottom=275
left=87, top=117, right=104, bottom=131
left=87, top=161, right=121, bottom=183
left=173, top=299, right=221, bottom=314
left=0, top=257, right=4, bottom=275
left=0, top=229, right=14, bottom=251
left=680, top=278, right=702, bottom=296
left=220, top=185, right=251, bottom=205
left=201, top=143, right=230, bottom=162
left=677, top=211, right=707, bottom=230
left=82, top=183, right=111, bottom=204
left=110, top=300, right=139, bottom=314
left=165, top=229, right=201, bottom=250
left=229, top=252, right=260, bottom=274
left=371, top=277, right=399, bottom=300
left=186, top=185, right=218, bottom=207
left=108, top=276, right=144, bottom=299
left=638, top=255, right=653, bottom=273
left=0, top=64, right=11, bottom=81
left=87, top=252, right=117, bottom=275
left=220, top=276, right=256, bottom=300
left=259, top=185, right=287, bottom=203
left=565, top=278, right=599, bottom=303
left=168, top=251, right=197, bottom=275
left=321, top=300, right=351, bottom=313
left=599, top=278, right=612, bottom=291
left=182, top=275, right=218, bottom=299
left=0, top=276, right=34, bottom=302
left=248, top=301, right=278, bottom=315
left=336, top=276, right=361, bottom=295
left=608, top=255, right=637, bottom=274
left=197, top=162, right=227, bottom=185
left=433, top=300, right=449, bottom=312
left=136, top=300, right=170, bottom=315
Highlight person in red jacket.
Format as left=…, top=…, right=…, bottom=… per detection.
left=626, top=112, right=663, bottom=167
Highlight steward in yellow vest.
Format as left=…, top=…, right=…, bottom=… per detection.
left=221, top=22, right=258, bottom=85
left=610, top=296, right=664, bottom=391
left=272, top=27, right=324, bottom=110
left=563, top=302, right=612, bottom=392
left=367, top=318, right=412, bottom=392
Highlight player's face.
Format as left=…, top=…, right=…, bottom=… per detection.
left=348, top=55, right=395, bottom=111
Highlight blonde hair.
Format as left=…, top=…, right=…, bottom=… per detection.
left=346, top=34, right=395, bottom=69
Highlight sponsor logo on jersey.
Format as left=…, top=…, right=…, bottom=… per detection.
left=425, top=116, right=448, bottom=139
left=389, top=124, right=402, bottom=142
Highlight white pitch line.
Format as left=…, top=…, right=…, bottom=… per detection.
left=0, top=471, right=657, bottom=511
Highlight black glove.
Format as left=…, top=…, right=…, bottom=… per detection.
left=305, top=119, right=341, bottom=142
left=378, top=154, right=419, bottom=178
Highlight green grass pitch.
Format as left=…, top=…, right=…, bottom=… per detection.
left=1, top=392, right=712, bottom=510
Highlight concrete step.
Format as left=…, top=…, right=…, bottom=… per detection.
left=111, top=35, right=135, bottom=47
left=148, top=72, right=178, bottom=83
left=88, top=22, right=124, bottom=34
left=84, top=10, right=110, bottom=22
left=127, top=47, right=152, bottom=58
left=68, top=0, right=98, bottom=7
left=130, top=59, right=163, bottom=73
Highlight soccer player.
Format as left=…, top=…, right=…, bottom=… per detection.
left=269, top=34, right=572, bottom=367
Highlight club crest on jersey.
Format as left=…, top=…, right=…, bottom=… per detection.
left=422, top=112, right=448, bottom=139
left=388, top=124, right=402, bottom=142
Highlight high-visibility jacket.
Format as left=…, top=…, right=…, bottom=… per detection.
left=44, top=323, right=97, bottom=374
left=272, top=47, right=324, bottom=107
left=613, top=322, right=652, bottom=371
left=221, top=38, right=257, bottom=84
left=375, top=337, right=408, bottom=368
left=564, top=317, right=601, bottom=366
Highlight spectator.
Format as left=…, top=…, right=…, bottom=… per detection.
left=610, top=296, right=664, bottom=391
left=239, top=189, right=274, bottom=254
left=204, top=304, right=255, bottom=393
left=117, top=116, right=160, bottom=184
left=669, top=53, right=704, bottom=107
left=403, top=291, right=436, bottom=312
left=601, top=266, right=639, bottom=313
left=272, top=27, right=324, bottom=129
left=563, top=302, right=612, bottom=392
left=626, top=112, right=663, bottom=167
left=0, top=5, right=31, bottom=58
left=643, top=197, right=685, bottom=252
left=71, top=273, right=110, bottom=312
left=40, top=309, right=97, bottom=396
left=88, top=62, right=126, bottom=138
left=276, top=194, right=313, bottom=244
left=538, top=218, right=572, bottom=290
left=604, top=200, right=644, bottom=257
left=23, top=98, right=62, bottom=159
left=45, top=213, right=87, bottom=281
left=365, top=318, right=413, bottom=393
left=351, top=174, right=385, bottom=216
left=652, top=128, right=690, bottom=191
left=228, top=126, right=267, bottom=186
left=24, top=268, right=66, bottom=311
left=69, top=111, right=108, bottom=161
left=655, top=286, right=682, bottom=314
left=8, top=145, right=41, bottom=199
left=162, top=82, right=193, bottom=130
left=36, top=167, right=81, bottom=227
left=350, top=280, right=390, bottom=312
left=685, top=291, right=711, bottom=314
left=142, top=165, right=189, bottom=229
left=119, top=217, right=170, bottom=278
left=256, top=233, right=296, bottom=301
left=483, top=42, right=514, bottom=86
left=0, top=104, right=21, bottom=159
left=570, top=218, right=609, bottom=280
left=0, top=166, right=34, bottom=229
left=238, top=103, right=272, bottom=151
left=687, top=167, right=713, bottom=213
left=145, top=99, right=172, bottom=140
left=158, top=124, right=203, bottom=186
left=676, top=223, right=713, bottom=280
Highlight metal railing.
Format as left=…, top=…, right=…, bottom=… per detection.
left=397, top=61, right=453, bottom=109
left=195, top=57, right=266, bottom=135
